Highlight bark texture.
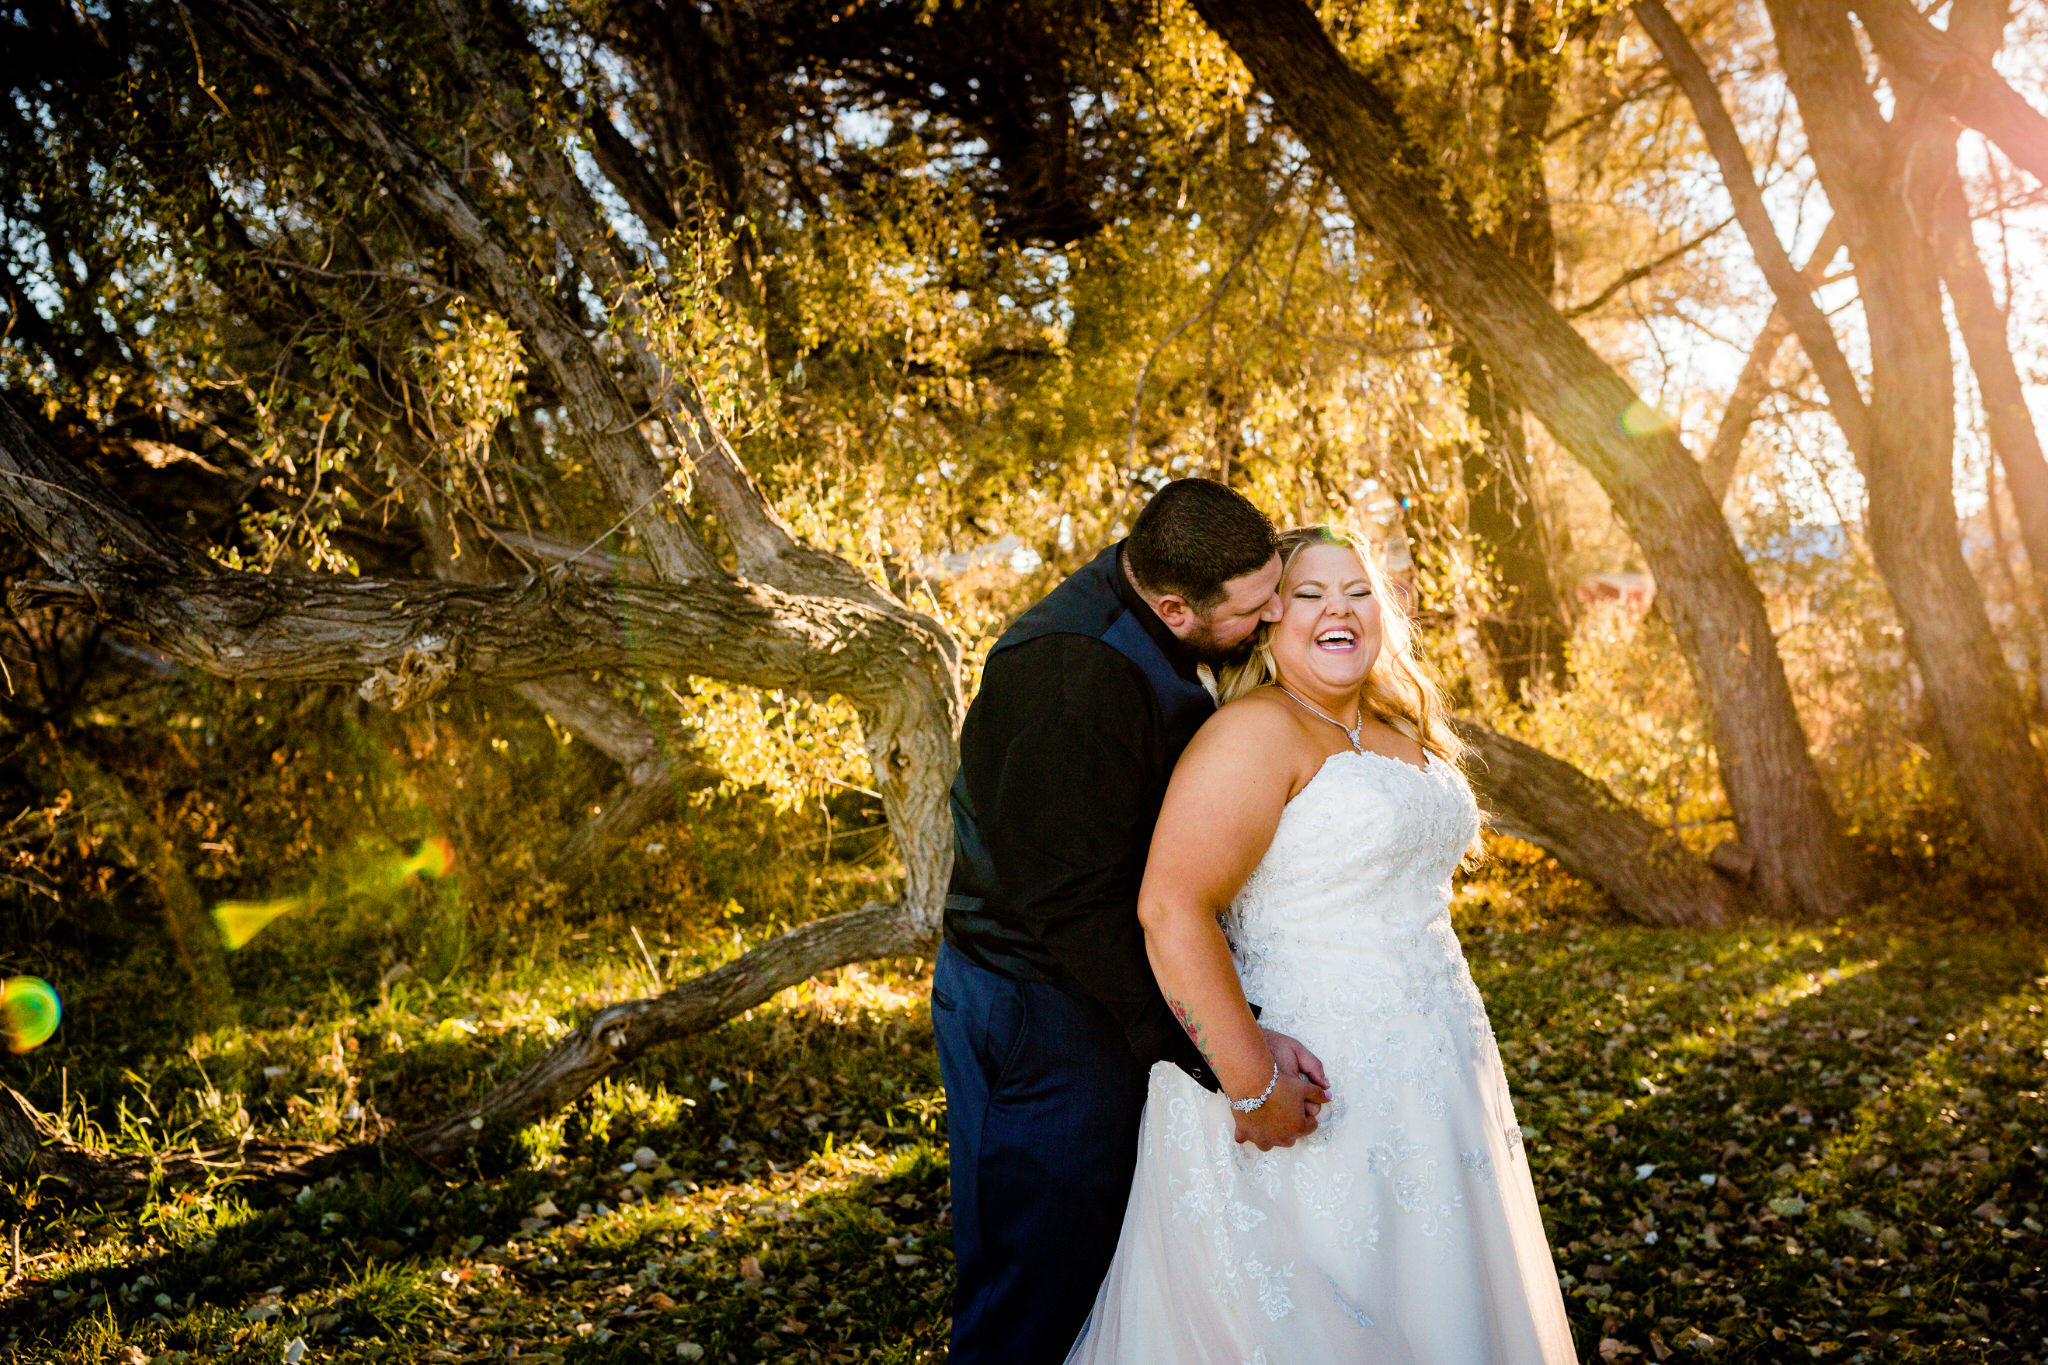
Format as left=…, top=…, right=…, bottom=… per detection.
left=510, top=674, right=719, bottom=894
left=1456, top=719, right=1734, bottom=927
left=1851, top=0, right=2048, bottom=187
left=1765, top=0, right=2048, bottom=897
left=1457, top=349, right=1570, bottom=701
left=5, top=0, right=960, bottom=1164
left=1195, top=0, right=1861, bottom=916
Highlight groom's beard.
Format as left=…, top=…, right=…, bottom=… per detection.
left=1182, top=627, right=1260, bottom=669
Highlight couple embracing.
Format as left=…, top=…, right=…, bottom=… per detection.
left=932, top=479, right=1577, bottom=1363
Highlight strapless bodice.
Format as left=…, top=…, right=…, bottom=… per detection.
left=1224, top=749, right=1486, bottom=1041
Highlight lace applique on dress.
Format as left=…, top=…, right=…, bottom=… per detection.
left=1162, top=755, right=1502, bottom=1285
left=1065, top=751, right=1579, bottom=1365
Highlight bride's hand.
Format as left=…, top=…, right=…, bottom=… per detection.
left=1232, top=1067, right=1329, bottom=1150
left=1262, top=1027, right=1330, bottom=1117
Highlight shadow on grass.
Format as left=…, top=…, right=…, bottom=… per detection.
left=9, top=909, right=2043, bottom=1365
left=3, top=950, right=951, bottom=1365
left=7, top=1130, right=954, bottom=1365
left=1465, top=914, right=2046, bottom=1362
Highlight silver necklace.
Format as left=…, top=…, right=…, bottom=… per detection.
left=1278, top=685, right=1366, bottom=753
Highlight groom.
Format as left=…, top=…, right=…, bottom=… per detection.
left=933, top=478, right=1328, bottom=1363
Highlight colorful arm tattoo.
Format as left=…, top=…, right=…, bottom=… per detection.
left=1168, top=994, right=1219, bottom=1069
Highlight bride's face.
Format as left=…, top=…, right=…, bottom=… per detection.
left=1269, top=542, right=1383, bottom=698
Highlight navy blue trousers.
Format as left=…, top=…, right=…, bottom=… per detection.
left=932, top=942, right=1152, bottom=1364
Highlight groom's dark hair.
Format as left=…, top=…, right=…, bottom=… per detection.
left=1125, top=478, right=1278, bottom=610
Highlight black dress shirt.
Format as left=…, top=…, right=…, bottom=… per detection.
left=944, top=548, right=1218, bottom=1088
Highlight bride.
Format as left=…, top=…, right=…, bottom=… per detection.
left=1066, top=526, right=1577, bottom=1364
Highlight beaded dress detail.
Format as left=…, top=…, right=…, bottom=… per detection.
left=1066, top=751, right=1576, bottom=1364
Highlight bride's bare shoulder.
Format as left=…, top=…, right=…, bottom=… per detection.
left=1182, top=688, right=1314, bottom=773
left=1203, top=686, right=1294, bottom=730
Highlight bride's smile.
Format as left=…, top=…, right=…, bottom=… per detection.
left=1269, top=541, right=1384, bottom=702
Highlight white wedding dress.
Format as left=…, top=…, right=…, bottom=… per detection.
left=1067, top=750, right=1577, bottom=1364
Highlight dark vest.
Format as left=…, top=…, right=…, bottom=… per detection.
left=945, top=542, right=1216, bottom=985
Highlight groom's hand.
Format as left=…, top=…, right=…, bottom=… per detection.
left=1233, top=1029, right=1330, bottom=1150
left=1233, top=1068, right=1328, bottom=1150
left=1261, top=1029, right=1330, bottom=1093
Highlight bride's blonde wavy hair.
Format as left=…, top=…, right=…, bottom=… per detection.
left=1216, top=524, right=1466, bottom=767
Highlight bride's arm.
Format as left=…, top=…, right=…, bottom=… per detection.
left=1139, top=700, right=1327, bottom=1149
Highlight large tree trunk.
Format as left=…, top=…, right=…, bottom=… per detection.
left=1892, top=0, right=2048, bottom=628
left=1451, top=1, right=1574, bottom=701
left=1932, top=180, right=2048, bottom=614
left=1193, top=0, right=1862, bottom=917
left=1763, top=0, right=2048, bottom=897
left=1456, top=348, right=1570, bottom=702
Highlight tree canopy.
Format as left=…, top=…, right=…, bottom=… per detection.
left=3, top=0, right=2047, bottom=1168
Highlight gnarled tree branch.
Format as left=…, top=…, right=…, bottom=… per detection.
left=1699, top=221, right=1846, bottom=500
left=1851, top=0, right=2048, bottom=187
left=194, top=0, right=713, bottom=584
left=1455, top=719, right=1733, bottom=928
left=1634, top=0, right=1874, bottom=463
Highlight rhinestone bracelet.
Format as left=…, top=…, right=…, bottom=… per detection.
left=1228, top=1060, right=1280, bottom=1114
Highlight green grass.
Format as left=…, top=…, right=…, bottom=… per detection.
left=3, top=855, right=2043, bottom=1363
left=3, top=942, right=952, bottom=1365
left=1459, top=879, right=2046, bottom=1363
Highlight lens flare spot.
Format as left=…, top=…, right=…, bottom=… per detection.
left=1618, top=401, right=1674, bottom=437
left=213, top=896, right=305, bottom=950
left=210, top=836, right=456, bottom=948
left=2, top=976, right=62, bottom=1053
left=409, top=836, right=456, bottom=879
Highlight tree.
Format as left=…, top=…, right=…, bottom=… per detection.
left=1850, top=0, right=2048, bottom=187
left=1888, top=0, right=2048, bottom=677
left=1630, top=0, right=2048, bottom=887
left=0, top=0, right=1756, bottom=1188
left=1756, top=0, right=2048, bottom=894
left=2, top=0, right=964, bottom=1162
left=1189, top=0, right=1863, bottom=917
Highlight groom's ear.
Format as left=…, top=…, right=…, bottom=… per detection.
left=1150, top=593, right=1196, bottom=633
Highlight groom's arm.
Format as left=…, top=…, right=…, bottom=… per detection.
left=964, top=636, right=1218, bottom=1089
